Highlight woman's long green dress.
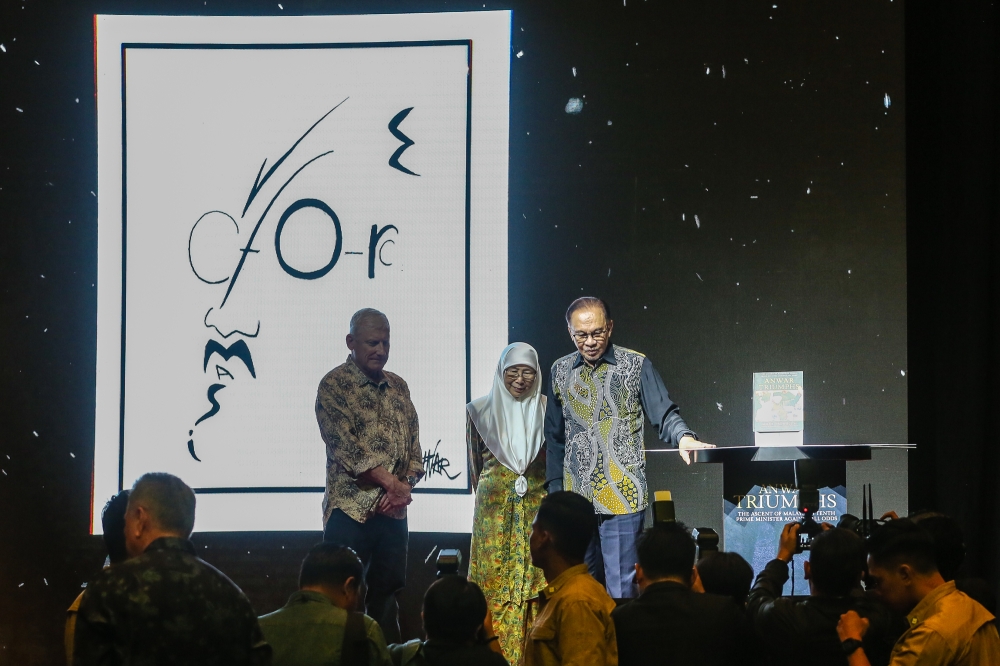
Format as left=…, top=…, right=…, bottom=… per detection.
left=466, top=416, right=547, bottom=666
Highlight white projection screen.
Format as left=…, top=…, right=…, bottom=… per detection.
left=94, top=12, right=510, bottom=533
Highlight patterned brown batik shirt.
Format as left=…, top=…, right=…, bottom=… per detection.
left=316, top=356, right=424, bottom=524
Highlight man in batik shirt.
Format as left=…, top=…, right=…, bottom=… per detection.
left=316, top=308, right=424, bottom=642
left=73, top=473, right=270, bottom=665
left=545, top=297, right=713, bottom=599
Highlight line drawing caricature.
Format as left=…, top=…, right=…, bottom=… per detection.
left=186, top=99, right=411, bottom=461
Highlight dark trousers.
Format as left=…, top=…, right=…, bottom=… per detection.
left=324, top=509, right=408, bottom=642
left=585, top=511, right=646, bottom=599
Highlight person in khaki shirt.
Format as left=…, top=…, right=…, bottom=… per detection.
left=524, top=491, right=618, bottom=666
left=837, top=519, right=1000, bottom=666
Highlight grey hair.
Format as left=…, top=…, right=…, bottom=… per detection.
left=128, top=472, right=196, bottom=538
left=349, top=308, right=390, bottom=336
left=565, top=297, right=611, bottom=325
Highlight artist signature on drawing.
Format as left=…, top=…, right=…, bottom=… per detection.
left=423, top=440, right=460, bottom=480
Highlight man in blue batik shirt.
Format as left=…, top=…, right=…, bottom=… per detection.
left=545, top=296, right=714, bottom=599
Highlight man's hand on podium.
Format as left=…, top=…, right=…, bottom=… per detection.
left=678, top=435, right=716, bottom=465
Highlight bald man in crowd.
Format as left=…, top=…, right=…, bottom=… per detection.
left=316, top=308, right=424, bottom=642
left=73, top=472, right=270, bottom=665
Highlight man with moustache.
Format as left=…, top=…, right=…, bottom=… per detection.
left=316, top=308, right=424, bottom=643
left=545, top=297, right=713, bottom=599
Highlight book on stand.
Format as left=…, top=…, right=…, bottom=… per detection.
left=753, top=371, right=803, bottom=446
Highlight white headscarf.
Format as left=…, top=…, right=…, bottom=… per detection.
left=466, top=342, right=547, bottom=496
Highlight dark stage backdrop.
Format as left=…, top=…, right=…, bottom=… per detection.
left=3, top=0, right=995, bottom=664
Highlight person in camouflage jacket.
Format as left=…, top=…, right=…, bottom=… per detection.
left=73, top=472, right=271, bottom=666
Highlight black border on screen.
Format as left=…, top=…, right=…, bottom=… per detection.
left=118, top=39, right=474, bottom=497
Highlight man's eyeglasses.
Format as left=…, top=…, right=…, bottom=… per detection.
left=503, top=368, right=537, bottom=381
left=571, top=328, right=608, bottom=343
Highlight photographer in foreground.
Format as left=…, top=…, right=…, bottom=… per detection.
left=747, top=523, right=896, bottom=666
left=837, top=519, right=999, bottom=666
left=389, top=575, right=507, bottom=666
left=695, top=551, right=754, bottom=608
left=612, top=522, right=749, bottom=666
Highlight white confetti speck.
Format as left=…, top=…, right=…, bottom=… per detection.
left=705, top=66, right=710, bottom=75
left=0, top=44, right=5, bottom=52
left=750, top=195, right=758, bottom=199
left=884, top=93, right=891, bottom=108
left=32, top=431, right=39, bottom=437
left=34, top=60, right=39, bottom=65
left=694, top=215, right=700, bottom=228
left=900, top=370, right=906, bottom=376
left=572, top=67, right=577, bottom=77
left=848, top=269, right=852, bottom=274
left=717, top=402, right=723, bottom=410
left=607, top=120, right=612, bottom=126
left=696, top=273, right=703, bottom=282
left=806, top=187, right=811, bottom=194
left=565, top=98, right=584, bottom=114
left=43, top=579, right=48, bottom=585
left=16, top=107, right=23, bottom=113
left=278, top=3, right=283, bottom=8
left=722, top=65, right=726, bottom=78
left=70, top=452, right=75, bottom=458
left=75, top=98, right=79, bottom=103
left=516, top=51, right=524, bottom=58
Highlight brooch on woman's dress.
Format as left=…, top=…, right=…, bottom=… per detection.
left=515, top=475, right=528, bottom=497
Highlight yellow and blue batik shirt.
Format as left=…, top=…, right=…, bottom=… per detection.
left=544, top=345, right=695, bottom=515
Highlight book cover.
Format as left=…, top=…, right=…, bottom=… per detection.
left=753, top=371, right=804, bottom=433
left=724, top=482, right=846, bottom=596
left=723, top=458, right=846, bottom=596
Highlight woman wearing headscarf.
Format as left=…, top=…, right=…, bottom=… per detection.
left=466, top=342, right=548, bottom=665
